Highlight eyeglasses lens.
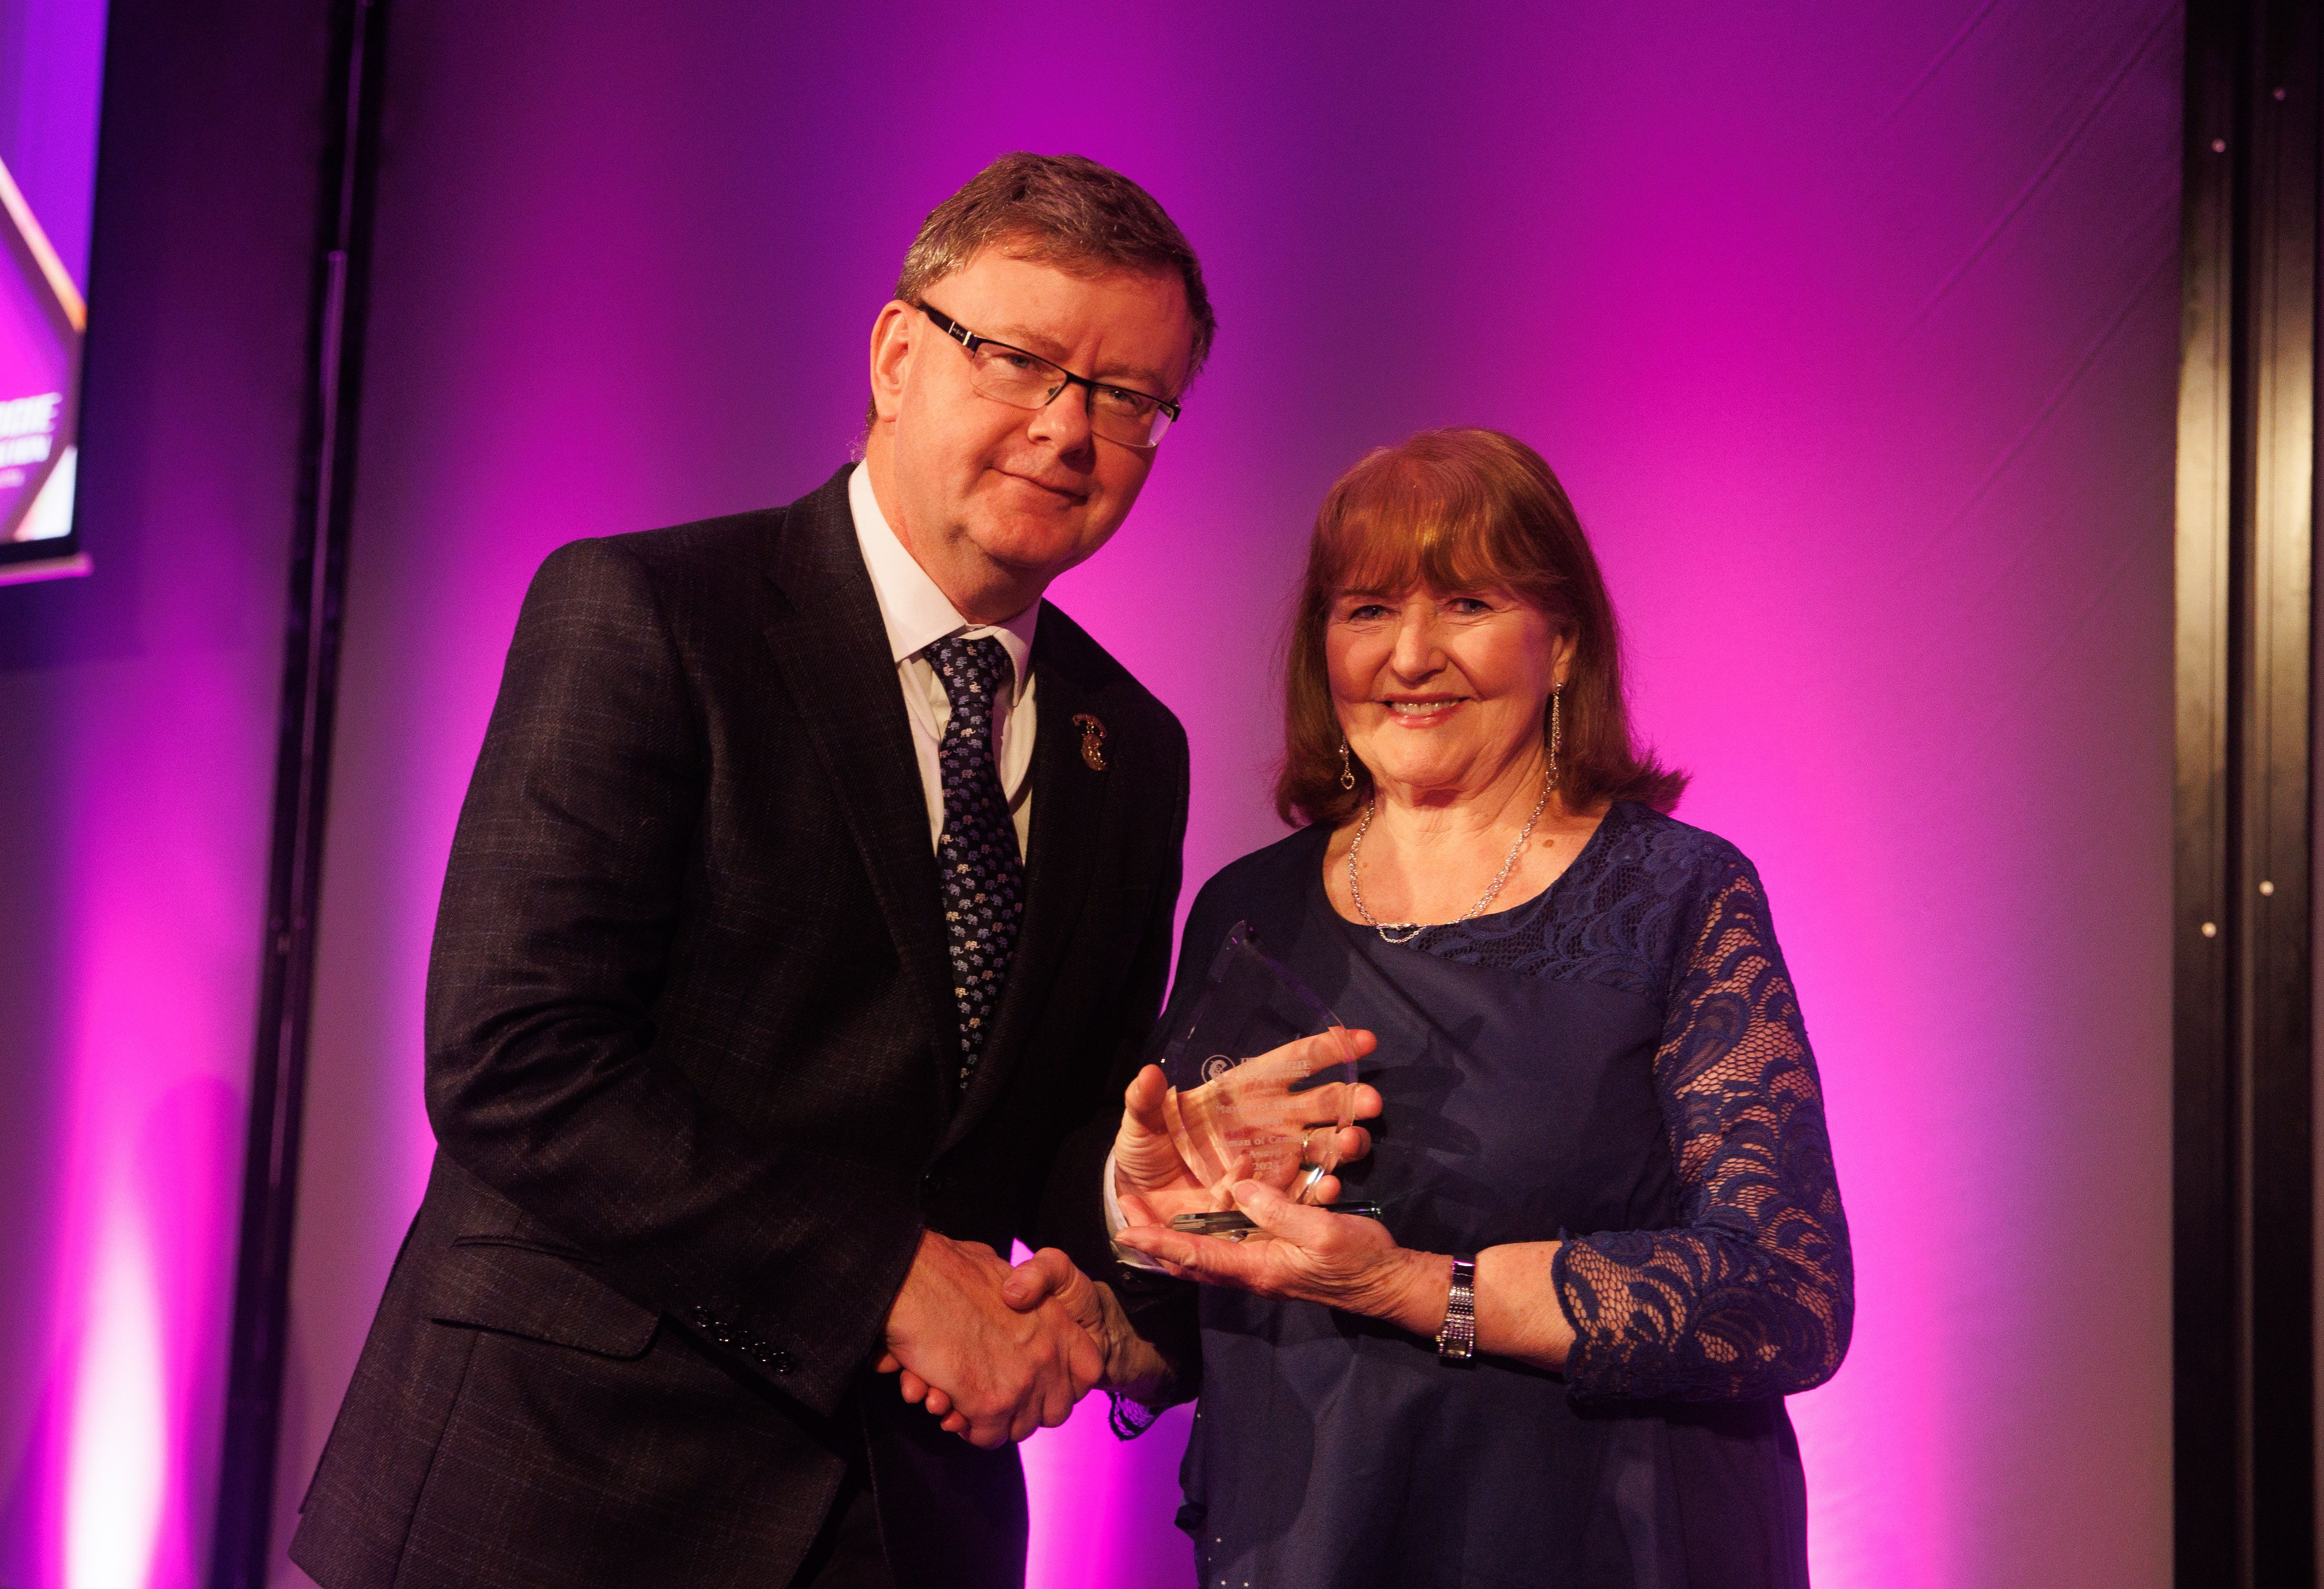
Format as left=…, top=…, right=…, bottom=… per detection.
left=964, top=344, right=1172, bottom=448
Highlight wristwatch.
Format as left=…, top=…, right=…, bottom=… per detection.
left=1435, top=1255, right=1477, bottom=1362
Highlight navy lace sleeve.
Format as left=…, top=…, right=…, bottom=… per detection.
left=1549, top=851, right=1854, bottom=1403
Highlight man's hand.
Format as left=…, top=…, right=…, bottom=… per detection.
left=876, top=1230, right=1104, bottom=1449
left=999, top=1248, right=1174, bottom=1405
left=1112, top=1037, right=1381, bottom=1228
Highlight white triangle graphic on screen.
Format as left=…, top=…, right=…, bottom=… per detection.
left=16, top=443, right=74, bottom=541
left=0, top=152, right=86, bottom=331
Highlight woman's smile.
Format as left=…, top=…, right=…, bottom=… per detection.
left=1380, top=695, right=1471, bottom=725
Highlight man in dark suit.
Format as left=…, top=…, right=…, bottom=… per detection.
left=290, top=152, right=1211, bottom=1589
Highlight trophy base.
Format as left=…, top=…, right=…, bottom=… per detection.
left=1167, top=1201, right=1386, bottom=1239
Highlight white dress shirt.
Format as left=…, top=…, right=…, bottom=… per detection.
left=847, top=463, right=1037, bottom=854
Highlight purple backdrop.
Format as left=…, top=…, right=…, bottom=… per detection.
left=0, top=0, right=332, bottom=1584
left=0, top=1, right=2190, bottom=1585
left=268, top=4, right=2184, bottom=1586
left=0, top=0, right=2206, bottom=1585
left=0, top=1, right=2189, bottom=1585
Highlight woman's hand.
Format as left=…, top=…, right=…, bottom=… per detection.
left=1001, top=1248, right=1175, bottom=1402
left=1109, top=1063, right=1208, bottom=1222
left=1114, top=1178, right=1452, bottom=1337
left=1112, top=1033, right=1382, bottom=1227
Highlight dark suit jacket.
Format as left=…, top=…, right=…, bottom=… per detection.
left=290, top=466, right=1189, bottom=1589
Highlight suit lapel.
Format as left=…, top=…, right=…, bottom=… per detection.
left=761, top=470, right=959, bottom=1112
left=941, top=612, right=1109, bottom=1151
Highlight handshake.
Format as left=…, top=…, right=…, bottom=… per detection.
left=875, top=1040, right=1380, bottom=1448
left=871, top=1226, right=1158, bottom=1450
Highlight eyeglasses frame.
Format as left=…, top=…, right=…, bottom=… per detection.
left=916, top=301, right=1182, bottom=446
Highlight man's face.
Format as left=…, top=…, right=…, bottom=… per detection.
left=869, top=248, right=1195, bottom=616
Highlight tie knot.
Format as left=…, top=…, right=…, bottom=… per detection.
left=928, top=634, right=1012, bottom=711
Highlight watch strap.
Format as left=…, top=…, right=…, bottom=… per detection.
left=1435, top=1254, right=1478, bottom=1362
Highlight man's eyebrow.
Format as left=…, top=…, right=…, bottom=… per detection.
left=1099, top=361, right=1173, bottom=393
left=983, top=322, right=1067, bottom=360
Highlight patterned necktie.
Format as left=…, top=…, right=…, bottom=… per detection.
left=928, top=634, right=1025, bottom=1088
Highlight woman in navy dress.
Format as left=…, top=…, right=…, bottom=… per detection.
left=1105, top=428, right=1854, bottom=1589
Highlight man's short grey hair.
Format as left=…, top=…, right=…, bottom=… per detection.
left=882, top=152, right=1216, bottom=403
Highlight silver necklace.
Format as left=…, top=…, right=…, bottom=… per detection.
left=1347, top=768, right=1554, bottom=944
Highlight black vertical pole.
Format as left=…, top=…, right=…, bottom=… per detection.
left=2172, top=2, right=2317, bottom=1586
left=2233, top=9, right=2316, bottom=1584
left=207, top=2, right=387, bottom=1583
left=2173, top=2, right=2239, bottom=1565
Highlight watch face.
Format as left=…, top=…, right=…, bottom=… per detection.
left=0, top=152, right=84, bottom=575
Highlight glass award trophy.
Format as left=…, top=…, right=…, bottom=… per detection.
left=1160, top=922, right=1375, bottom=1239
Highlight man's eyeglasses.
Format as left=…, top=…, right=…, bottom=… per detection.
left=918, top=303, right=1180, bottom=449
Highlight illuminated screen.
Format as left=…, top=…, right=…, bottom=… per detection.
left=0, top=0, right=105, bottom=585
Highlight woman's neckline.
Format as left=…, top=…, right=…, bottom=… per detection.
left=1313, top=799, right=1631, bottom=938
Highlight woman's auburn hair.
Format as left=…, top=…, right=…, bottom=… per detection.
left=1275, top=427, right=1687, bottom=829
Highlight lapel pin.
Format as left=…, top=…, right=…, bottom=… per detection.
left=1071, top=714, right=1108, bottom=771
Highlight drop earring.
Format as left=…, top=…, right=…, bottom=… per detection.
left=1339, top=739, right=1357, bottom=791
left=1548, top=688, right=1563, bottom=790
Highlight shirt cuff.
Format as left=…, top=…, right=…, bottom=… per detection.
left=1103, top=1146, right=1168, bottom=1273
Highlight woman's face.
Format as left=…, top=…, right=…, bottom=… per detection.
left=1327, top=581, right=1568, bottom=806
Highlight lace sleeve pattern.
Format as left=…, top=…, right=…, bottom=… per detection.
left=1549, top=855, right=1853, bottom=1403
